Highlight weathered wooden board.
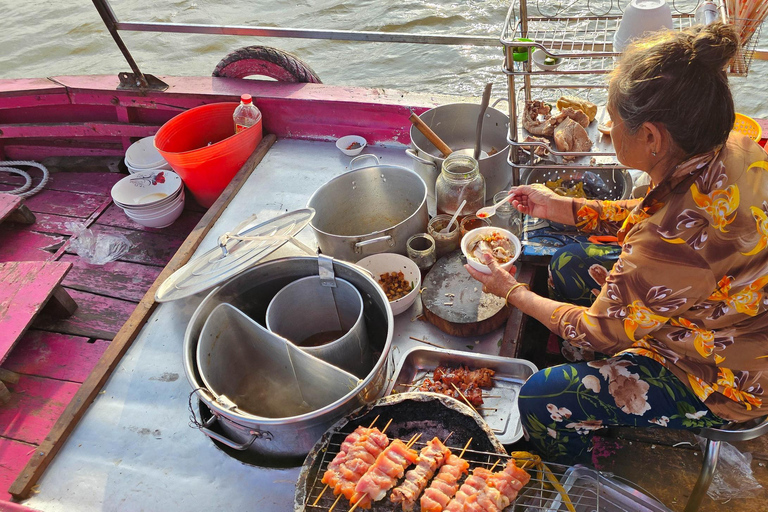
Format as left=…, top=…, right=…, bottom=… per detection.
left=64, top=224, right=187, bottom=267
left=32, top=288, right=135, bottom=340
left=0, top=375, right=79, bottom=445
left=95, top=203, right=205, bottom=238
left=7, top=212, right=77, bottom=237
left=0, top=194, right=24, bottom=224
left=59, top=254, right=161, bottom=303
left=0, top=261, right=72, bottom=365
left=2, top=330, right=108, bottom=383
left=24, top=189, right=106, bottom=218
left=0, top=229, right=64, bottom=261
left=36, top=171, right=123, bottom=197
left=0, top=437, right=36, bottom=503
left=0, top=122, right=160, bottom=140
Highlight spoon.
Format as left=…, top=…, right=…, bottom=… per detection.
left=475, top=191, right=514, bottom=219
left=442, top=199, right=466, bottom=234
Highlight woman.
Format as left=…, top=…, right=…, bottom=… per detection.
left=467, top=22, right=768, bottom=464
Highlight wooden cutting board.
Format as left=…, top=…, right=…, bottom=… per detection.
left=421, top=250, right=510, bottom=337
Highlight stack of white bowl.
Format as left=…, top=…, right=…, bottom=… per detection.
left=110, top=170, right=185, bottom=228
left=125, top=136, right=172, bottom=174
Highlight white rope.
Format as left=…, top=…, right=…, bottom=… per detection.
left=0, top=160, right=49, bottom=198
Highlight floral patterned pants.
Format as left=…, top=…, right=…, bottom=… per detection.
left=518, top=353, right=726, bottom=464
left=548, top=242, right=622, bottom=306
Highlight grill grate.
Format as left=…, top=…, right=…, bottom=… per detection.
left=302, top=434, right=600, bottom=512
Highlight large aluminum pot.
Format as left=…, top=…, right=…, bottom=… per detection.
left=184, top=256, right=394, bottom=460
left=307, top=155, right=428, bottom=262
left=407, top=102, right=511, bottom=215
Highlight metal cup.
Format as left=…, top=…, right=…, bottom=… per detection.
left=266, top=276, right=372, bottom=377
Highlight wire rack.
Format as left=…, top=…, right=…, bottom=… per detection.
left=303, top=433, right=598, bottom=512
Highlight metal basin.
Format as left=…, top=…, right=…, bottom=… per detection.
left=184, top=256, right=393, bottom=460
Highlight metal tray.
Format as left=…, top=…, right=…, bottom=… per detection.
left=385, top=346, right=537, bottom=444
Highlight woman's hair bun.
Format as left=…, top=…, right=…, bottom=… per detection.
left=691, top=22, right=740, bottom=70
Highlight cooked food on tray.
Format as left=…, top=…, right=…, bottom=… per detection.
left=322, top=426, right=390, bottom=501
left=466, top=231, right=515, bottom=265
left=522, top=100, right=589, bottom=137
left=377, top=271, right=414, bottom=301
left=420, top=452, right=470, bottom=512
left=390, top=437, right=451, bottom=511
left=553, top=117, right=593, bottom=160
left=488, top=459, right=533, bottom=509
left=521, top=135, right=551, bottom=157
left=352, top=438, right=420, bottom=508
left=417, top=365, right=495, bottom=407
left=556, top=96, right=597, bottom=123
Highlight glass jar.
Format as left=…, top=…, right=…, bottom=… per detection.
left=428, top=214, right=461, bottom=259
left=491, top=190, right=522, bottom=237
left=406, top=233, right=437, bottom=274
left=460, top=215, right=491, bottom=239
left=435, top=153, right=485, bottom=219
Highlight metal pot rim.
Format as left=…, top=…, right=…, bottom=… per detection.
left=184, top=256, right=394, bottom=427
left=306, top=164, right=428, bottom=240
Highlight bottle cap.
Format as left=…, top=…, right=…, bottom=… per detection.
left=240, top=94, right=252, bottom=104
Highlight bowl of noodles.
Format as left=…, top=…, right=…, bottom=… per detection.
left=461, top=227, right=521, bottom=275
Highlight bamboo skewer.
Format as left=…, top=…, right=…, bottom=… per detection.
left=382, top=418, right=393, bottom=435
left=489, top=459, right=501, bottom=472
left=408, top=336, right=445, bottom=349
left=450, top=382, right=478, bottom=413
left=443, top=432, right=453, bottom=444
left=328, top=494, right=343, bottom=512
left=459, top=438, right=473, bottom=458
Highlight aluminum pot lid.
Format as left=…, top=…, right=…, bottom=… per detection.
left=155, top=208, right=315, bottom=302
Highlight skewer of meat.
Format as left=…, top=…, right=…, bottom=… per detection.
left=486, top=459, right=531, bottom=509
left=390, top=437, right=451, bottom=511
left=350, top=434, right=420, bottom=510
left=419, top=438, right=472, bottom=512
left=444, top=466, right=504, bottom=512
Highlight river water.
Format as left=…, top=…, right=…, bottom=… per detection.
left=0, top=0, right=766, bottom=117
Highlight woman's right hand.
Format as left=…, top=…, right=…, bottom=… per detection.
left=508, top=184, right=572, bottom=224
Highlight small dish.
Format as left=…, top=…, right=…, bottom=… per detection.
left=598, top=119, right=613, bottom=136
left=512, top=38, right=534, bottom=62
left=461, top=226, right=521, bottom=275
left=336, top=135, right=367, bottom=156
left=355, top=253, right=421, bottom=316
left=532, top=49, right=563, bottom=71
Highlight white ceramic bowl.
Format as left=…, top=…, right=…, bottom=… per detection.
left=116, top=187, right=183, bottom=211
left=461, top=226, right=521, bottom=275
left=355, top=253, right=421, bottom=316
left=532, top=49, right=563, bottom=71
left=336, top=135, right=367, bottom=156
left=125, top=136, right=168, bottom=170
left=123, top=190, right=185, bottom=218
left=613, top=0, right=673, bottom=53
left=111, top=170, right=183, bottom=207
left=125, top=194, right=185, bottom=228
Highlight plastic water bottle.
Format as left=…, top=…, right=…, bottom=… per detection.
left=695, top=1, right=718, bottom=25
left=233, top=94, right=261, bottom=134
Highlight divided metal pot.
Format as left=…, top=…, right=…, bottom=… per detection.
left=184, top=256, right=394, bottom=460
left=407, top=103, right=512, bottom=214
left=307, top=155, right=428, bottom=262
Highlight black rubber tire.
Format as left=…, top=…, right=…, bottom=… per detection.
left=212, top=45, right=322, bottom=83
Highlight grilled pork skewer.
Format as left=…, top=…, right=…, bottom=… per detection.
left=444, top=466, right=504, bottom=511
left=487, top=459, right=532, bottom=508
left=321, top=426, right=390, bottom=502
left=390, top=437, right=451, bottom=511
left=419, top=438, right=473, bottom=512
left=351, top=438, right=420, bottom=509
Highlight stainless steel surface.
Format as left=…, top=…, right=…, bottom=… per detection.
left=184, top=255, right=394, bottom=459
left=408, top=103, right=512, bottom=203
left=155, top=208, right=315, bottom=302
left=307, top=164, right=429, bottom=262
left=198, top=303, right=359, bottom=419
left=522, top=167, right=633, bottom=201
left=384, top=346, right=537, bottom=444
left=266, top=276, right=372, bottom=376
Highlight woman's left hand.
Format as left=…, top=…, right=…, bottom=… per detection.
left=464, top=254, right=518, bottom=298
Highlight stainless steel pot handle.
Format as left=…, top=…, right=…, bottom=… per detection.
left=350, top=154, right=380, bottom=170
left=199, top=414, right=273, bottom=451
left=491, top=98, right=509, bottom=108
left=405, top=149, right=437, bottom=168
left=354, top=235, right=394, bottom=253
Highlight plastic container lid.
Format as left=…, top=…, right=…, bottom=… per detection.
left=125, top=136, right=168, bottom=170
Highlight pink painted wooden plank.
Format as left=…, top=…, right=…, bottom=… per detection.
left=96, top=203, right=204, bottom=236
left=2, top=144, right=125, bottom=160
left=0, top=437, right=36, bottom=503
left=0, top=193, right=22, bottom=223
left=2, top=330, right=108, bottom=383
left=0, top=229, right=63, bottom=262
left=44, top=172, right=124, bottom=197
left=59, top=254, right=161, bottom=303
left=33, top=288, right=135, bottom=340
left=64, top=224, right=186, bottom=267
left=24, top=189, right=105, bottom=218
left=0, top=261, right=72, bottom=365
left=0, top=374, right=79, bottom=445
left=0, top=77, right=65, bottom=95
left=7, top=212, right=77, bottom=237
left=0, top=122, right=161, bottom=139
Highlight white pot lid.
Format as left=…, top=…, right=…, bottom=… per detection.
left=155, top=208, right=315, bottom=302
left=125, top=136, right=167, bottom=169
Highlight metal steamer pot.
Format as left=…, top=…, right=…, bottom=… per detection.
left=307, top=155, right=429, bottom=262
left=184, top=256, right=394, bottom=460
left=407, top=103, right=512, bottom=214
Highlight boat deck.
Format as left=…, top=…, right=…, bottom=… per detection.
left=0, top=157, right=204, bottom=502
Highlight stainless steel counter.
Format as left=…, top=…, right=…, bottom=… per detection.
left=26, top=139, right=514, bottom=512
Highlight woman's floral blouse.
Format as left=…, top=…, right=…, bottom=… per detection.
left=552, top=132, right=768, bottom=421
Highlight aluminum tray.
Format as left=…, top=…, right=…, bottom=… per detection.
left=385, top=346, right=537, bottom=444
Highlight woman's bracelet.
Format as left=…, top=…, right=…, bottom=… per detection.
left=505, top=282, right=530, bottom=304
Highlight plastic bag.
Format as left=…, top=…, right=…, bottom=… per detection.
left=696, top=436, right=763, bottom=501
left=65, top=222, right=132, bottom=265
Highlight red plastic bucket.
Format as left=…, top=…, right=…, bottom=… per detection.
left=154, top=102, right=262, bottom=208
